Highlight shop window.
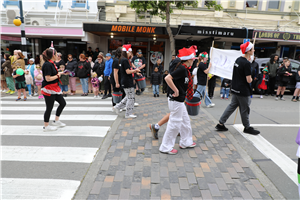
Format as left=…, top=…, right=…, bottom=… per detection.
left=246, top=1, right=258, bottom=8
left=2, top=0, right=19, bottom=8
left=71, top=0, right=89, bottom=9
left=44, top=0, right=62, bottom=9
left=268, top=0, right=280, bottom=10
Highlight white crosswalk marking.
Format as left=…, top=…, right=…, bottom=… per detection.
left=0, top=97, right=116, bottom=199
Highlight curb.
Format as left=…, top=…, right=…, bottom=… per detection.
left=200, top=107, right=286, bottom=200
left=73, top=116, right=122, bottom=200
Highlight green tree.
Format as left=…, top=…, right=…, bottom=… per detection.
left=130, top=1, right=223, bottom=56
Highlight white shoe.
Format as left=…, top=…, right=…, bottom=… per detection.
left=120, top=109, right=123, bottom=113
left=125, top=114, right=137, bottom=119
left=1, top=90, right=4, bottom=93
left=275, top=97, right=279, bottom=101
left=280, top=97, right=285, bottom=101
left=96, top=95, right=100, bottom=98
left=34, top=93, right=39, bottom=96
left=134, top=103, right=139, bottom=107
left=52, top=120, right=66, bottom=127
left=43, top=125, right=58, bottom=132
left=260, top=95, right=263, bottom=99
left=207, top=103, right=215, bottom=108
left=94, top=96, right=97, bottom=98
left=3, top=89, right=8, bottom=93
left=112, top=106, right=120, bottom=114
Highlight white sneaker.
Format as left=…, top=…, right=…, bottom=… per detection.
left=1, top=90, right=4, bottom=93
left=43, top=125, right=58, bottom=132
left=125, top=114, right=137, bottom=119
left=3, top=89, right=8, bottom=93
left=134, top=103, right=139, bottom=107
left=260, top=95, right=263, bottom=99
left=280, top=97, right=285, bottom=101
left=96, top=95, right=100, bottom=98
left=94, top=96, right=97, bottom=98
left=207, top=103, right=215, bottom=108
left=275, top=97, right=279, bottom=101
left=52, top=120, right=66, bottom=127
left=34, top=93, right=39, bottom=96
left=122, top=108, right=127, bottom=111
left=112, top=106, right=120, bottom=114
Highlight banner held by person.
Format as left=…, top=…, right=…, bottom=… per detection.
left=209, top=47, right=243, bottom=80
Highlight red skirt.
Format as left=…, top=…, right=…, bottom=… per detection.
left=258, top=79, right=267, bottom=90
left=41, top=83, right=62, bottom=96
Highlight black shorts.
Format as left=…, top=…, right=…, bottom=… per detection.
left=278, top=81, right=288, bottom=87
left=15, top=81, right=26, bottom=90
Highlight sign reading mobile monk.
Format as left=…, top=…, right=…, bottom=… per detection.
left=111, top=25, right=156, bottom=34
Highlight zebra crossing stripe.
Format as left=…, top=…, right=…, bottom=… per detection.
left=1, top=126, right=110, bottom=137
left=1, top=146, right=98, bottom=163
left=1, top=106, right=114, bottom=112
left=0, top=114, right=117, bottom=121
left=1, top=178, right=80, bottom=200
left=1, top=96, right=112, bottom=100
left=0, top=101, right=112, bottom=105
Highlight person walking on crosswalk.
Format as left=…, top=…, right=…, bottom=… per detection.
left=41, top=48, right=67, bottom=132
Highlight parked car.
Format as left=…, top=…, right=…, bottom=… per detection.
left=252, top=58, right=299, bottom=93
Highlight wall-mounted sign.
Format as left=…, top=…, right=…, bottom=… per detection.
left=253, top=30, right=300, bottom=42
left=111, top=25, right=156, bottom=34
left=150, top=52, right=164, bottom=64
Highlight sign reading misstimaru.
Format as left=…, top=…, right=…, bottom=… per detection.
left=253, top=30, right=300, bottom=41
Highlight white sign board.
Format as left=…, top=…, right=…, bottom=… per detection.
left=209, top=47, right=243, bottom=80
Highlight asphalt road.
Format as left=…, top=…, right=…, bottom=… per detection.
left=205, top=87, right=299, bottom=199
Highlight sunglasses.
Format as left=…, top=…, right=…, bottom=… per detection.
left=68, top=57, right=72, bottom=59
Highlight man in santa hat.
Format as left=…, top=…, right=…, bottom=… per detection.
left=215, top=42, right=260, bottom=135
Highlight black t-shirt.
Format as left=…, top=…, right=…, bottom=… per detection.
left=110, top=58, right=121, bottom=88
left=169, top=65, right=189, bottom=102
left=13, top=70, right=25, bottom=82
left=42, top=61, right=59, bottom=87
left=131, top=56, right=146, bottom=69
left=120, top=58, right=134, bottom=88
left=197, top=62, right=208, bottom=86
left=231, top=57, right=252, bottom=96
left=54, top=59, right=65, bottom=68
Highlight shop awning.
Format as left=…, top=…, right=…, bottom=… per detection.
left=253, top=30, right=300, bottom=43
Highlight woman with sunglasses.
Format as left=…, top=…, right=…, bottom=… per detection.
left=66, top=54, right=77, bottom=95
left=54, top=52, right=65, bottom=67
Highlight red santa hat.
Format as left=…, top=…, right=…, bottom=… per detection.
left=199, top=52, right=208, bottom=58
left=240, top=42, right=253, bottom=54
left=122, top=44, right=132, bottom=53
left=189, top=45, right=198, bottom=54
left=178, top=48, right=195, bottom=60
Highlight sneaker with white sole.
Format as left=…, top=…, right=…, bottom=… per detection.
left=207, top=103, right=215, bottom=108
left=134, top=103, right=139, bottom=107
left=43, top=126, right=58, bottom=132
left=125, top=114, right=137, bottom=119
left=280, top=97, right=285, bottom=101
left=180, top=142, right=196, bottom=149
left=112, top=106, right=120, bottom=114
left=165, top=149, right=178, bottom=155
left=260, top=95, right=263, bottom=99
left=94, top=96, right=97, bottom=98
left=275, top=97, right=279, bottom=101
left=52, top=120, right=66, bottom=127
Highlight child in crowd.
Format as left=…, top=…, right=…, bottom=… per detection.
left=162, top=70, right=168, bottom=94
left=151, top=67, right=161, bottom=97
left=25, top=70, right=33, bottom=97
left=59, top=65, right=69, bottom=97
left=26, top=58, right=36, bottom=96
left=220, top=78, right=231, bottom=100
left=258, top=68, right=269, bottom=99
left=13, top=67, right=27, bottom=101
left=34, top=64, right=43, bottom=99
left=91, top=72, right=100, bottom=98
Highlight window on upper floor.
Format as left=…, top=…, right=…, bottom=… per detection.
left=2, top=0, right=19, bottom=8
left=268, top=0, right=280, bottom=10
left=246, top=1, right=258, bottom=8
left=44, top=0, right=62, bottom=9
left=71, top=0, right=89, bottom=9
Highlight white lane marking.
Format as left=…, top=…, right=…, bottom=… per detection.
left=0, top=101, right=111, bottom=105
left=1, top=178, right=80, bottom=200
left=0, top=106, right=113, bottom=112
left=1, top=146, right=98, bottom=163
left=1, top=126, right=110, bottom=137
left=249, top=124, right=300, bottom=127
left=233, top=124, right=298, bottom=185
left=0, top=114, right=117, bottom=121
left=1, top=96, right=112, bottom=100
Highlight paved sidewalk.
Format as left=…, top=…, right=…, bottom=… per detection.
left=86, top=89, right=273, bottom=200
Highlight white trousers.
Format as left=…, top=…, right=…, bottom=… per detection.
left=159, top=99, right=194, bottom=153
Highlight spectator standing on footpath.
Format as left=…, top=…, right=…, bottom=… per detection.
left=26, top=58, right=37, bottom=96
left=250, top=56, right=259, bottom=92
left=220, top=78, right=231, bottom=100
left=54, top=53, right=65, bottom=67
left=93, top=55, right=105, bottom=96
left=3, top=53, right=15, bottom=94
left=65, top=54, right=77, bottom=95
left=215, top=42, right=260, bottom=135
left=77, top=54, right=91, bottom=96
left=292, top=66, right=300, bottom=102
left=86, top=47, right=94, bottom=58
left=151, top=67, right=162, bottom=97
left=266, top=54, right=279, bottom=96
left=102, top=53, right=113, bottom=99
left=1, top=53, right=8, bottom=92
left=88, top=56, right=94, bottom=93
left=257, top=68, right=269, bottom=99
left=275, top=59, right=292, bottom=101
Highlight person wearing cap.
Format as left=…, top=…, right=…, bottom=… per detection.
left=257, top=68, right=269, bottom=98
left=131, top=49, right=146, bottom=95
left=215, top=42, right=260, bottom=135
left=159, top=48, right=196, bottom=155
left=193, top=52, right=215, bottom=108
left=87, top=47, right=94, bottom=58
left=266, top=54, right=279, bottom=96
left=102, top=53, right=113, bottom=99
left=26, top=58, right=37, bottom=96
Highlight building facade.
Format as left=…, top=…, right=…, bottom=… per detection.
left=1, top=0, right=300, bottom=75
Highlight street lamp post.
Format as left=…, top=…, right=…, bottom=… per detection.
left=18, top=0, right=27, bottom=62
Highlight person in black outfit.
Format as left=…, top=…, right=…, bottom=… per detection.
left=153, top=59, right=163, bottom=74
left=215, top=42, right=260, bottom=135
left=110, top=47, right=125, bottom=106
left=151, top=67, right=162, bottom=97
left=169, top=55, right=176, bottom=68
left=208, top=74, right=216, bottom=98
left=41, top=48, right=66, bottom=132
left=13, top=66, right=26, bottom=101
left=250, top=56, right=259, bottom=92
left=65, top=54, right=77, bottom=95
left=275, top=59, right=292, bottom=101
left=54, top=52, right=65, bottom=67
left=93, top=55, right=105, bottom=95
left=76, top=54, right=91, bottom=96
left=86, top=47, right=94, bottom=58
left=162, top=70, right=168, bottom=94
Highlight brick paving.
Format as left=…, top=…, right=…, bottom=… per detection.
left=87, top=87, right=272, bottom=200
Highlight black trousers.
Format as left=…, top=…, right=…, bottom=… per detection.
left=208, top=76, right=216, bottom=97
left=268, top=76, right=276, bottom=95
left=104, top=76, right=111, bottom=95
left=44, top=94, right=66, bottom=123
